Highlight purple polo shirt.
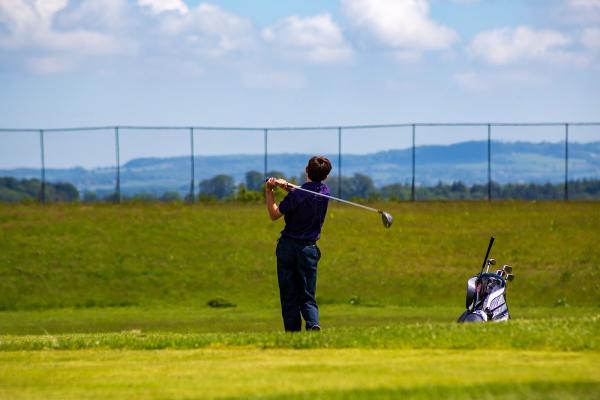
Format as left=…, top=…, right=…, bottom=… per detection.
left=278, top=181, right=330, bottom=242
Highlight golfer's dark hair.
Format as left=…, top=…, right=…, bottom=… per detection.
left=306, top=156, right=332, bottom=182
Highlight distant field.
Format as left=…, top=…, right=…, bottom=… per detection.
left=1, top=202, right=599, bottom=399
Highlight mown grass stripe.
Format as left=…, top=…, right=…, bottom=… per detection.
left=1, top=349, right=599, bottom=400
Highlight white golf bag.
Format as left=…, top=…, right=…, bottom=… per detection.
left=457, top=236, right=514, bottom=323
left=458, top=273, right=510, bottom=322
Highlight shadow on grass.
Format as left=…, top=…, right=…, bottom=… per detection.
left=226, top=381, right=600, bottom=400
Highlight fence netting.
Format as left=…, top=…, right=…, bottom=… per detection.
left=44, top=128, right=115, bottom=202
left=343, top=126, right=412, bottom=200
left=195, top=129, right=263, bottom=200
left=1, top=123, right=598, bottom=202
left=0, top=130, right=40, bottom=202
left=569, top=125, right=600, bottom=200
left=414, top=125, right=488, bottom=200
left=493, top=125, right=564, bottom=200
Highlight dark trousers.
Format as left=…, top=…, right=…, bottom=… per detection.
left=275, top=236, right=321, bottom=331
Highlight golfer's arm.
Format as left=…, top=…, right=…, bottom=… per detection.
left=265, top=188, right=283, bottom=221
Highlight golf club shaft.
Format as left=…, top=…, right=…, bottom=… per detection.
left=286, top=183, right=381, bottom=213
left=479, top=236, right=495, bottom=276
left=266, top=178, right=380, bottom=213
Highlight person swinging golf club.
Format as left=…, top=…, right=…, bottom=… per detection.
left=265, top=156, right=332, bottom=332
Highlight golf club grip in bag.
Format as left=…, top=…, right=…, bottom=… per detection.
left=479, top=236, right=495, bottom=275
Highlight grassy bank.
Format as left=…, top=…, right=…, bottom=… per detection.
left=1, top=201, right=599, bottom=310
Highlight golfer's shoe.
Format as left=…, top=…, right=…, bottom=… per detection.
left=308, top=325, right=321, bottom=331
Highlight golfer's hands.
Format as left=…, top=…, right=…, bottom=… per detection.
left=265, top=177, right=278, bottom=190
left=266, top=177, right=292, bottom=191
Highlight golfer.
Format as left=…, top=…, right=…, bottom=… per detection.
left=265, top=156, right=332, bottom=331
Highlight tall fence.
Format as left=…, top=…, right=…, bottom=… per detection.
left=1, top=122, right=599, bottom=202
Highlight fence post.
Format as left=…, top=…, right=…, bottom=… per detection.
left=39, top=129, right=46, bottom=203
left=338, top=127, right=342, bottom=198
left=487, top=124, right=492, bottom=201
left=114, top=127, right=121, bottom=203
left=264, top=129, right=268, bottom=179
left=189, top=127, right=195, bottom=203
left=411, top=124, right=416, bottom=202
left=565, top=123, right=569, bottom=201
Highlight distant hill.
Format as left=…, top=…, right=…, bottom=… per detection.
left=1, top=140, right=599, bottom=196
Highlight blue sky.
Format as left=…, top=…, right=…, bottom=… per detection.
left=1, top=0, right=599, bottom=168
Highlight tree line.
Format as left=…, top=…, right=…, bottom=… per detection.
left=2, top=173, right=600, bottom=203
left=0, top=177, right=79, bottom=203
left=198, top=171, right=600, bottom=201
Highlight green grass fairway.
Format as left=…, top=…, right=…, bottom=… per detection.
left=1, top=315, right=599, bottom=351
left=1, top=349, right=598, bottom=400
left=0, top=304, right=597, bottom=336
left=1, top=202, right=599, bottom=398
left=1, top=315, right=599, bottom=399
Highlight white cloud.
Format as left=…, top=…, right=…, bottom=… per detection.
left=564, top=0, right=600, bottom=23
left=56, top=0, right=129, bottom=31
left=341, top=0, right=458, bottom=51
left=454, top=70, right=546, bottom=91
left=262, top=14, right=353, bottom=64
left=468, top=26, right=580, bottom=65
left=0, top=0, right=135, bottom=57
left=26, top=55, right=74, bottom=74
left=158, top=3, right=255, bottom=57
left=35, top=0, right=69, bottom=23
left=0, top=1, right=37, bottom=46
left=46, top=30, right=132, bottom=55
left=0, top=1, right=255, bottom=72
left=568, top=0, right=600, bottom=9
left=137, top=0, right=188, bottom=15
left=582, top=27, right=600, bottom=49
left=393, top=50, right=421, bottom=63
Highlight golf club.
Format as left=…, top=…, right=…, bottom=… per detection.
left=479, top=236, right=495, bottom=276
left=506, top=274, right=515, bottom=282
left=267, top=178, right=393, bottom=228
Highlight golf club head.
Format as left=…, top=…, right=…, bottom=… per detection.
left=488, top=258, right=496, bottom=266
left=502, top=265, right=512, bottom=274
left=506, top=274, right=515, bottom=282
left=380, top=211, right=393, bottom=228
